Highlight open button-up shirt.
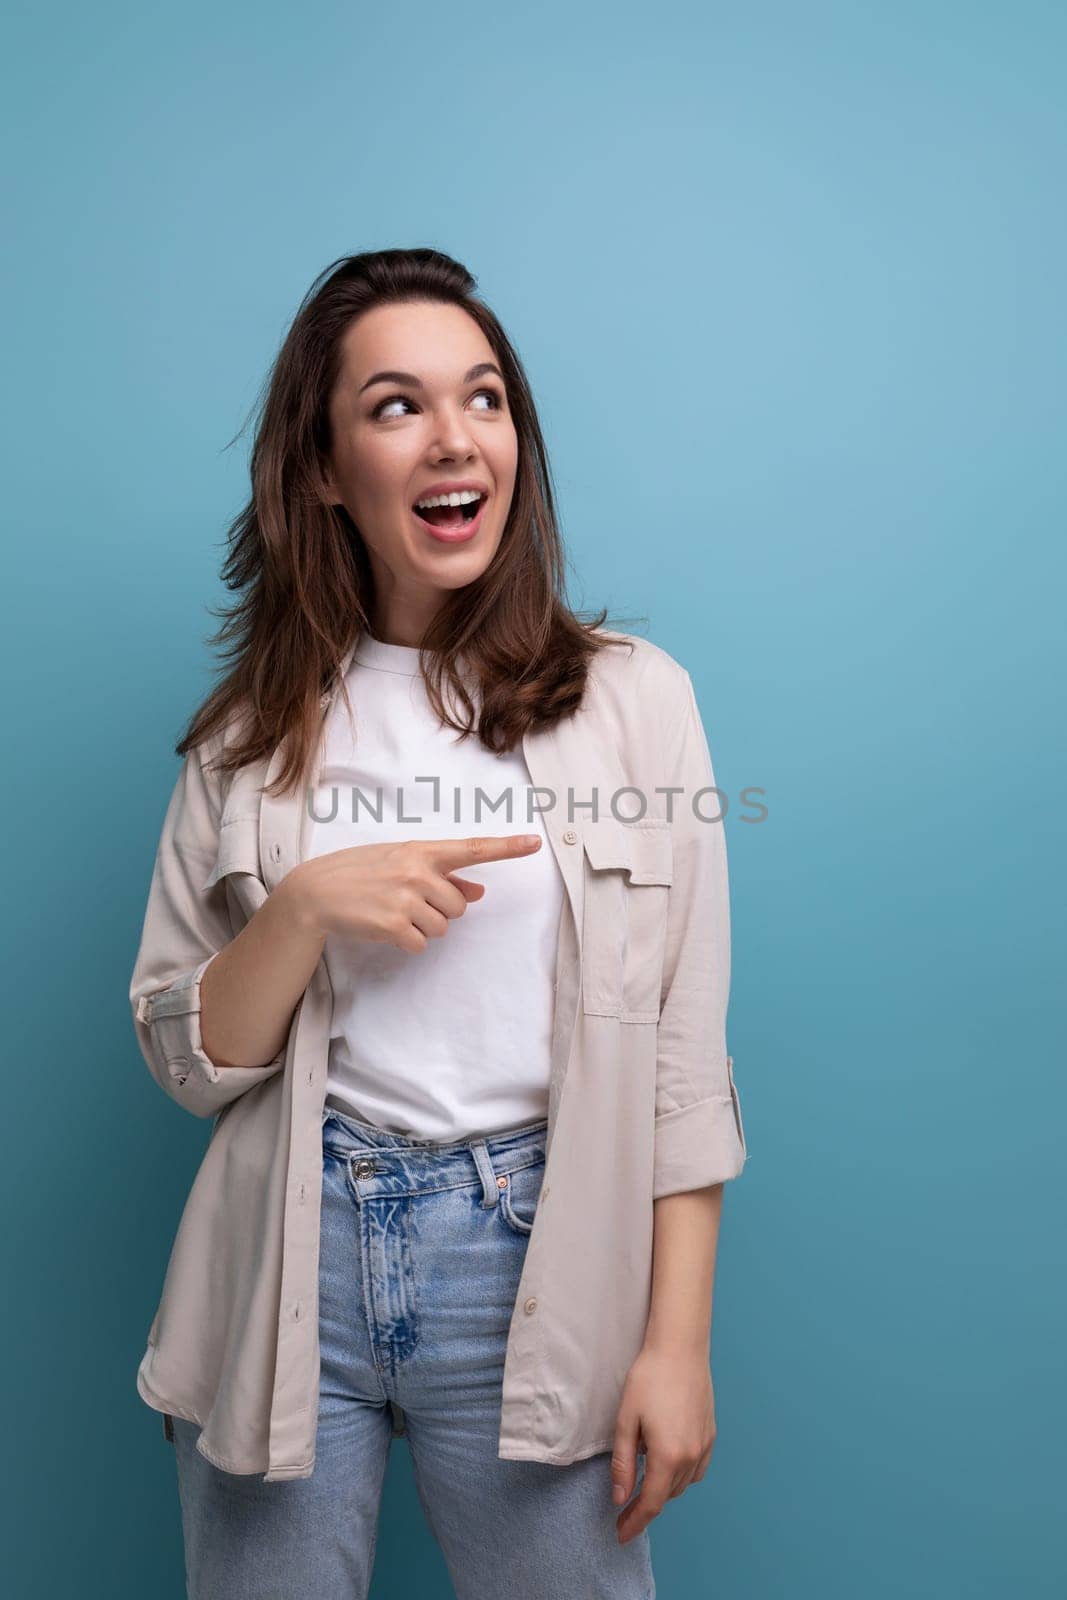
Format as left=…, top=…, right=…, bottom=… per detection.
left=129, top=629, right=747, bottom=1481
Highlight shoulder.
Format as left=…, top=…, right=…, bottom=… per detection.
left=188, top=700, right=256, bottom=813
left=586, top=627, right=692, bottom=715
left=576, top=629, right=697, bottom=781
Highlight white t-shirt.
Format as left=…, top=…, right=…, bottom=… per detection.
left=306, top=633, right=562, bottom=1142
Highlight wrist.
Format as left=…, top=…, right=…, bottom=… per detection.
left=274, top=864, right=327, bottom=946
left=641, top=1321, right=711, bottom=1363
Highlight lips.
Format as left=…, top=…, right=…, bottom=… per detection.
left=411, top=479, right=490, bottom=508
left=411, top=493, right=488, bottom=543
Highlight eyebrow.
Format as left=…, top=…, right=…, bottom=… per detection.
left=358, top=361, right=504, bottom=396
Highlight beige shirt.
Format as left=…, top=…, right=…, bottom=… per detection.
left=129, top=629, right=748, bottom=1481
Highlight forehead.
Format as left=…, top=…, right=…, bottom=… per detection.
left=337, top=300, right=495, bottom=384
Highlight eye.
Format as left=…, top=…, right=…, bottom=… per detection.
left=371, top=394, right=414, bottom=421
left=371, top=387, right=504, bottom=422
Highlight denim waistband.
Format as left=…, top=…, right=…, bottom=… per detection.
left=321, top=1103, right=549, bottom=1200
left=321, top=1102, right=549, bottom=1157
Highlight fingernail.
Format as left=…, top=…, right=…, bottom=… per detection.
left=613, top=1484, right=626, bottom=1503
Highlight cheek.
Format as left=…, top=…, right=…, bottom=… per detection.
left=349, top=435, right=415, bottom=497
left=482, top=431, right=516, bottom=489
left=496, top=437, right=519, bottom=496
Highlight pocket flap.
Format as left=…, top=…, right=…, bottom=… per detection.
left=203, top=816, right=262, bottom=890
left=581, top=819, right=673, bottom=885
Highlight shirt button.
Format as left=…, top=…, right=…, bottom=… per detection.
left=541, top=1186, right=550, bottom=1201
left=562, top=829, right=577, bottom=845
left=524, top=1296, right=537, bottom=1314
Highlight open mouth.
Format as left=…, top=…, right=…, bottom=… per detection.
left=411, top=493, right=487, bottom=534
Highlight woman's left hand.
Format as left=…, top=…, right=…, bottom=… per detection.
left=610, top=1344, right=717, bottom=1545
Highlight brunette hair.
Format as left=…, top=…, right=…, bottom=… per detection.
left=176, top=246, right=643, bottom=796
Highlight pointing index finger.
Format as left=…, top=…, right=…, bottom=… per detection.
left=428, top=834, right=543, bottom=867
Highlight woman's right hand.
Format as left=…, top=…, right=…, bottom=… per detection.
left=279, top=834, right=544, bottom=953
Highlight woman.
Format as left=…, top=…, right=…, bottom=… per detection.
left=130, top=246, right=747, bottom=1598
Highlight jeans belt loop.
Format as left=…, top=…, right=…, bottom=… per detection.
left=469, top=1139, right=500, bottom=1208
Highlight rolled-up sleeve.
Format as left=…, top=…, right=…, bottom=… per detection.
left=652, top=670, right=748, bottom=1198
left=129, top=743, right=285, bottom=1120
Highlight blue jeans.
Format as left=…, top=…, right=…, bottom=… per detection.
left=171, top=1103, right=656, bottom=1599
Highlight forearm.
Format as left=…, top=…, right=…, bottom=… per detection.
left=643, top=1185, right=723, bottom=1357
left=199, top=871, right=326, bottom=1069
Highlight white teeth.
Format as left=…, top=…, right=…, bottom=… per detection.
left=414, top=489, right=484, bottom=510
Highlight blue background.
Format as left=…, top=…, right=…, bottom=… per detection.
left=2, top=1, right=1063, bottom=1594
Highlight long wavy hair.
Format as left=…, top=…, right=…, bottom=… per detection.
left=176, top=246, right=643, bottom=796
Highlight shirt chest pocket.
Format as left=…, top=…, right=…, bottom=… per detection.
left=580, top=819, right=673, bottom=1024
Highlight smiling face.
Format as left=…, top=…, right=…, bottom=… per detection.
left=320, top=299, right=519, bottom=646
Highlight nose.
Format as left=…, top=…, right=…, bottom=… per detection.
left=430, top=408, right=478, bottom=461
